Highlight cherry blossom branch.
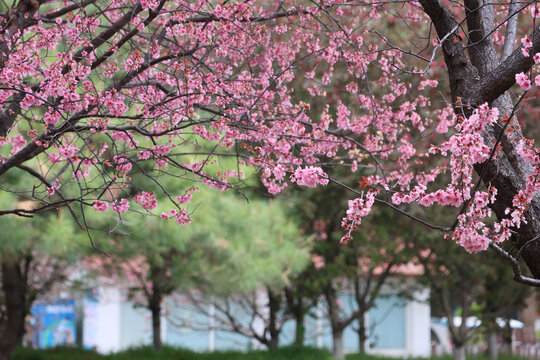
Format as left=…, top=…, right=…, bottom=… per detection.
left=449, top=92, right=527, bottom=232
left=471, top=24, right=540, bottom=106
left=489, top=241, right=540, bottom=287
left=328, top=176, right=451, bottom=232
left=42, top=0, right=97, bottom=20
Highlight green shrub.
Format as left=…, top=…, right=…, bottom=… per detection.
left=11, top=347, right=102, bottom=360
left=11, top=345, right=333, bottom=360
left=13, top=346, right=527, bottom=360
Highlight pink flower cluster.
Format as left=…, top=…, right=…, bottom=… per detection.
left=451, top=188, right=497, bottom=253
left=290, top=166, right=329, bottom=187
left=340, top=190, right=376, bottom=243
left=114, top=156, right=132, bottom=175
left=161, top=208, right=192, bottom=225
left=516, top=72, right=532, bottom=90
left=93, top=200, right=109, bottom=212
left=176, top=187, right=198, bottom=204
left=111, top=198, right=130, bottom=214
left=134, top=191, right=158, bottom=210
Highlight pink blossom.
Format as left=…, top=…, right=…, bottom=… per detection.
left=521, top=36, right=532, bottom=48
left=138, top=150, right=152, bottom=160
left=312, top=254, right=325, bottom=269
left=44, top=111, right=60, bottom=126
left=49, top=152, right=61, bottom=164
left=290, top=166, right=329, bottom=187
left=141, top=0, right=160, bottom=10
left=155, top=158, right=168, bottom=168
left=46, top=187, right=55, bottom=196
left=515, top=72, right=531, bottom=90
left=73, top=169, right=90, bottom=179
left=111, top=198, right=129, bottom=214
left=534, top=53, right=540, bottom=64
left=531, top=6, right=540, bottom=18
left=173, top=209, right=191, bottom=225
left=133, top=191, right=158, bottom=210
left=57, top=144, right=79, bottom=159
left=98, top=142, right=109, bottom=157
left=11, top=135, right=26, bottom=154
left=418, top=79, right=438, bottom=90
left=341, top=190, right=376, bottom=242
left=93, top=200, right=109, bottom=212
left=114, top=156, right=132, bottom=174
left=453, top=227, right=490, bottom=253
left=535, top=75, right=540, bottom=87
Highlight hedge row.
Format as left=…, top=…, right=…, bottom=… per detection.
left=11, top=346, right=333, bottom=360
left=11, top=346, right=527, bottom=360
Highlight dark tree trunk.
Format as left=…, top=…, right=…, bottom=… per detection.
left=267, top=288, right=280, bottom=350
left=294, top=302, right=305, bottom=346
left=0, top=260, right=27, bottom=360
left=150, top=303, right=162, bottom=349
left=149, top=286, right=163, bottom=350
left=284, top=287, right=306, bottom=346
left=357, top=311, right=367, bottom=353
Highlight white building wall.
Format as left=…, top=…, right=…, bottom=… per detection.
left=94, top=286, right=122, bottom=353
left=366, top=282, right=431, bottom=358
left=405, top=288, right=431, bottom=357
left=84, top=281, right=432, bottom=355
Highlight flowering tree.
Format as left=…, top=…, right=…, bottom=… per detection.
left=1, top=0, right=540, bottom=284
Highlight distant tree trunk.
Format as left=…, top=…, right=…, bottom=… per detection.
left=453, top=344, right=466, bottom=360
left=149, top=287, right=163, bottom=349
left=487, top=332, right=498, bottom=360
left=325, top=285, right=346, bottom=359
left=267, top=288, right=281, bottom=350
left=294, top=303, right=305, bottom=346
left=284, top=287, right=306, bottom=346
left=500, top=319, right=513, bottom=355
left=357, top=311, right=368, bottom=353
left=332, top=328, right=345, bottom=360
left=0, top=259, right=27, bottom=360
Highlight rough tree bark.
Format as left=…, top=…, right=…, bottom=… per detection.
left=418, top=0, right=540, bottom=281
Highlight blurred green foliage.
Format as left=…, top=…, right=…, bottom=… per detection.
left=11, top=346, right=530, bottom=360
left=11, top=346, right=332, bottom=360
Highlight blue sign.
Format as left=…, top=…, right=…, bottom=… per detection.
left=32, top=299, right=76, bottom=348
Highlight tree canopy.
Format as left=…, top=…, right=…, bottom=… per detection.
left=0, top=1, right=539, bottom=284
